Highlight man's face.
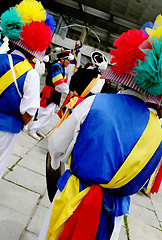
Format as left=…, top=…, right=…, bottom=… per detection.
left=75, top=44, right=80, bottom=49
left=64, top=58, right=70, bottom=67
left=60, top=58, right=70, bottom=67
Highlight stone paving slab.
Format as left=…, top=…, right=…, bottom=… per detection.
left=27, top=204, right=49, bottom=236
left=129, top=201, right=160, bottom=229
left=12, top=144, right=30, bottom=158
left=151, top=193, right=162, bottom=223
left=36, top=139, right=48, bottom=151
left=23, top=231, right=37, bottom=240
left=18, top=155, right=46, bottom=177
left=6, top=154, right=21, bottom=170
left=0, top=179, right=39, bottom=215
left=118, top=225, right=127, bottom=240
left=16, top=131, right=38, bottom=149
left=131, top=191, right=154, bottom=211
left=27, top=146, right=47, bottom=162
left=4, top=165, right=46, bottom=195
left=39, top=191, right=51, bottom=209
left=0, top=205, right=29, bottom=240
left=128, top=216, right=162, bottom=240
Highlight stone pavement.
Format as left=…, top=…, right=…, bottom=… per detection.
left=0, top=104, right=162, bottom=240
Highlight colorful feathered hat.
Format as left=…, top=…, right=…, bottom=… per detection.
left=75, top=40, right=82, bottom=48
left=56, top=50, right=74, bottom=61
left=106, top=14, right=162, bottom=103
left=91, top=51, right=108, bottom=71
left=0, top=0, right=56, bottom=61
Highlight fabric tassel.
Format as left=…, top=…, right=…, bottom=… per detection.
left=59, top=184, right=103, bottom=240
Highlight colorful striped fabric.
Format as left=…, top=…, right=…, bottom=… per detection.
left=101, top=69, right=152, bottom=98
left=51, top=62, right=68, bottom=86
left=52, top=73, right=66, bottom=86
left=10, top=39, right=45, bottom=62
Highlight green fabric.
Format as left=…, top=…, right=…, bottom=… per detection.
left=134, top=37, right=162, bottom=96
left=1, top=7, right=24, bottom=40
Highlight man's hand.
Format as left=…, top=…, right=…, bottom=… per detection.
left=22, top=112, right=33, bottom=125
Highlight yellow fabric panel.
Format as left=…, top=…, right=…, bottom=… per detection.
left=68, top=155, right=72, bottom=169
left=52, top=73, right=63, bottom=84
left=32, top=58, right=36, bottom=64
left=47, top=175, right=90, bottom=240
left=73, top=49, right=77, bottom=61
left=0, top=59, right=32, bottom=94
left=73, top=49, right=78, bottom=73
left=100, top=112, right=162, bottom=189
left=80, top=74, right=101, bottom=97
left=143, top=169, right=156, bottom=194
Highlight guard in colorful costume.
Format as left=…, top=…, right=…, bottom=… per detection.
left=57, top=50, right=108, bottom=119
left=28, top=51, right=73, bottom=140
left=46, top=51, right=108, bottom=202
left=0, top=0, right=54, bottom=178
left=38, top=16, right=162, bottom=240
left=65, top=40, right=82, bottom=85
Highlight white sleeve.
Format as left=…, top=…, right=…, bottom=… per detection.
left=55, top=82, right=69, bottom=94
left=48, top=95, right=95, bottom=169
left=77, top=52, right=81, bottom=68
left=160, top=118, right=162, bottom=126
left=20, top=69, right=40, bottom=116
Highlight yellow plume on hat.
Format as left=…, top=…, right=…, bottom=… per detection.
left=16, top=0, right=46, bottom=24
left=146, top=14, right=162, bottom=40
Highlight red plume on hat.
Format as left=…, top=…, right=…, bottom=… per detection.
left=21, top=21, right=52, bottom=52
left=1, top=0, right=56, bottom=61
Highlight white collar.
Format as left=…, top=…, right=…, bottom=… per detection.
left=11, top=50, right=26, bottom=59
left=148, top=108, right=157, bottom=115
left=120, top=89, right=146, bottom=103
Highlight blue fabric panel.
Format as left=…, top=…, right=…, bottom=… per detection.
left=51, top=63, right=63, bottom=79
left=70, top=93, right=150, bottom=184
left=0, top=54, right=28, bottom=133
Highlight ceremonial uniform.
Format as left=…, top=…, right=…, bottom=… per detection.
left=0, top=50, right=40, bottom=178
left=0, top=0, right=55, bottom=177
left=65, top=40, right=82, bottom=85
left=38, top=90, right=162, bottom=240
left=29, top=61, right=69, bottom=139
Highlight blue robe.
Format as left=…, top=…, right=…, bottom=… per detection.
left=57, top=93, right=162, bottom=239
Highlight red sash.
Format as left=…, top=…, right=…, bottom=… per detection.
left=40, top=85, right=55, bottom=108
left=59, top=185, right=103, bottom=240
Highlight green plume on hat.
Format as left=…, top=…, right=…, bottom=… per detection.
left=134, top=37, right=162, bottom=96
left=1, top=7, right=24, bottom=40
